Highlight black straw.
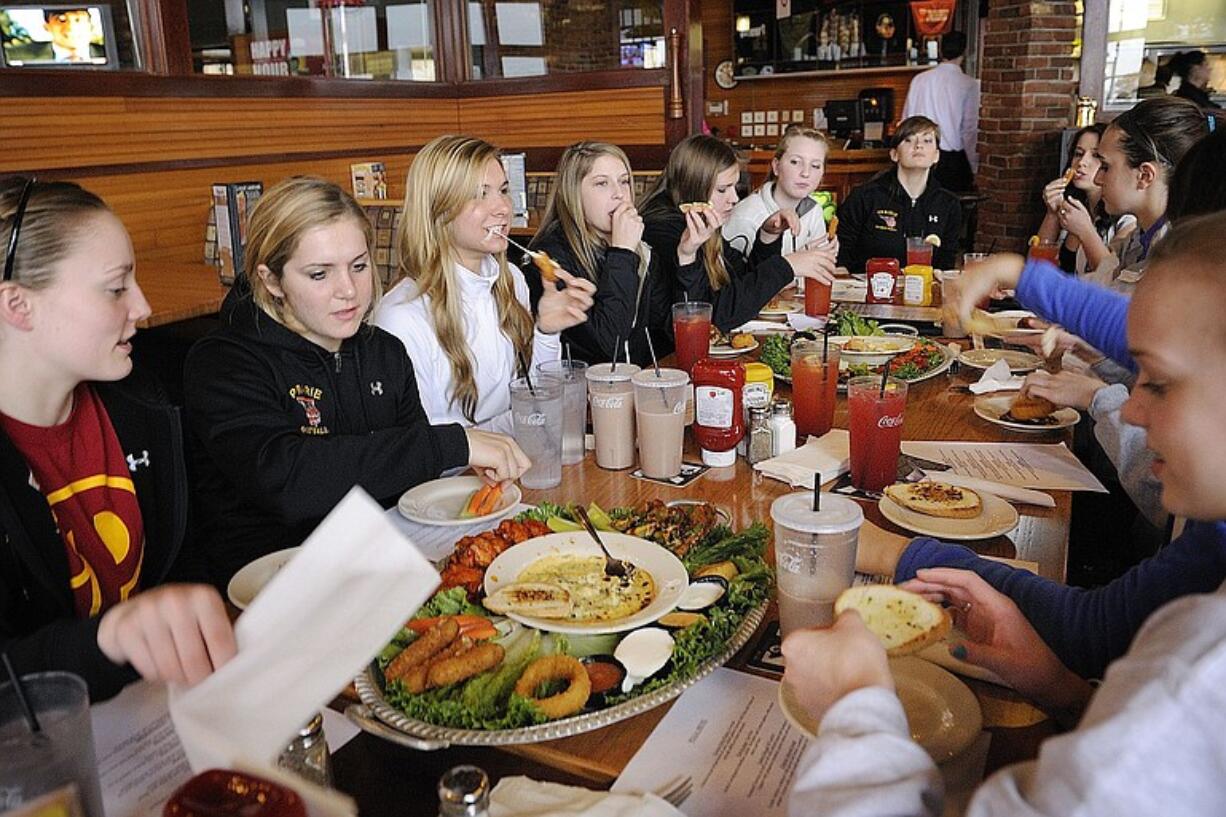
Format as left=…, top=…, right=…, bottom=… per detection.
left=987, top=238, right=998, bottom=255
left=822, top=320, right=832, bottom=362
left=879, top=357, right=892, bottom=398
left=812, top=481, right=821, bottom=512
left=518, top=352, right=536, bottom=395
left=2, top=653, right=40, bottom=734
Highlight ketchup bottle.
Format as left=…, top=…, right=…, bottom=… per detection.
left=692, top=358, right=746, bottom=467
left=865, top=257, right=901, bottom=304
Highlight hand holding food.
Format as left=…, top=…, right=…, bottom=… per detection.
left=785, top=244, right=838, bottom=284
left=610, top=202, right=645, bottom=251
left=942, top=253, right=1025, bottom=335
left=900, top=568, right=1092, bottom=714
left=96, top=584, right=236, bottom=687
left=678, top=203, right=722, bottom=263
left=1021, top=370, right=1107, bottom=412
left=531, top=249, right=562, bottom=283
left=1042, top=168, right=1077, bottom=212
left=759, top=208, right=801, bottom=241
left=833, top=585, right=951, bottom=656
left=537, top=269, right=596, bottom=334
left=780, top=611, right=893, bottom=724
left=826, top=215, right=839, bottom=241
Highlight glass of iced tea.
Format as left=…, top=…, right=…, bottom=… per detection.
left=791, top=339, right=841, bottom=439
left=847, top=375, right=907, bottom=493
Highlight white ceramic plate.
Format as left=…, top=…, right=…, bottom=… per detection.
left=779, top=657, right=983, bottom=762
left=957, top=348, right=1043, bottom=373
left=878, top=488, right=1019, bottom=541
left=482, top=531, right=688, bottom=635
left=709, top=339, right=759, bottom=357
left=397, top=475, right=522, bottom=527
left=829, top=334, right=916, bottom=365
left=759, top=302, right=801, bottom=317
left=974, top=394, right=1080, bottom=433
left=227, top=547, right=299, bottom=610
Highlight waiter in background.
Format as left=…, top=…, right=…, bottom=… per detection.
left=901, top=31, right=979, bottom=192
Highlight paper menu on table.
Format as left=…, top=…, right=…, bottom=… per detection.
left=612, top=668, right=808, bottom=817
left=901, top=441, right=1107, bottom=493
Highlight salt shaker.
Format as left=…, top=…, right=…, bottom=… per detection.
left=277, top=713, right=332, bottom=787
left=746, top=405, right=774, bottom=465
left=770, top=400, right=797, bottom=456
left=438, top=765, right=491, bottom=817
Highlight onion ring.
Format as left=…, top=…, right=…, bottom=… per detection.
left=514, top=655, right=592, bottom=719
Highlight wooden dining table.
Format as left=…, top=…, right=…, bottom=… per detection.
left=332, top=335, right=1069, bottom=815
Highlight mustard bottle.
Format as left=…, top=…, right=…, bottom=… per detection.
left=902, top=264, right=934, bottom=307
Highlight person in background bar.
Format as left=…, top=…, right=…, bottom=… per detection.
left=640, top=134, right=837, bottom=333
left=786, top=211, right=1226, bottom=816
left=835, top=116, right=961, bottom=274
left=374, top=135, right=595, bottom=432
left=523, top=141, right=669, bottom=366
left=0, top=177, right=235, bottom=701
left=1033, top=124, right=1134, bottom=277
left=1170, top=50, right=1221, bottom=110
left=184, top=176, right=529, bottom=587
left=723, top=125, right=833, bottom=264
left=900, top=30, right=979, bottom=192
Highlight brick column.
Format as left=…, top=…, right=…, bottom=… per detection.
left=975, top=1, right=1080, bottom=252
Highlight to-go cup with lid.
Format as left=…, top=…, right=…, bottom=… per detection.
left=586, top=363, right=641, bottom=470
left=770, top=492, right=864, bottom=637
left=632, top=367, right=690, bottom=480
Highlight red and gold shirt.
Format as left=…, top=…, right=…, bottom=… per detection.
left=0, top=385, right=144, bottom=617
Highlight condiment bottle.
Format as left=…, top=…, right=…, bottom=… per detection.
left=902, top=264, right=934, bottom=306
left=692, top=358, right=746, bottom=467
left=865, top=257, right=901, bottom=304
left=746, top=406, right=774, bottom=465
left=277, top=713, right=332, bottom=787
left=769, top=399, right=798, bottom=456
left=738, top=362, right=775, bottom=456
left=438, top=765, right=491, bottom=817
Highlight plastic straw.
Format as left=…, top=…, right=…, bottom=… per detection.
left=879, top=357, right=892, bottom=398
left=611, top=335, right=621, bottom=373
left=812, top=480, right=821, bottom=511
left=2, top=653, right=40, bottom=734
left=565, top=343, right=573, bottom=375
left=822, top=320, right=831, bottom=362
left=645, top=328, right=662, bottom=378
left=518, top=352, right=536, bottom=395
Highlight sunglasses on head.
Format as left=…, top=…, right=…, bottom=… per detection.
left=3, top=178, right=36, bottom=283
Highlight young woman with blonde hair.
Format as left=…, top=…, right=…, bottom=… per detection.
left=524, top=141, right=668, bottom=365
left=185, top=176, right=528, bottom=585
left=723, top=125, right=833, bottom=260
left=374, top=135, right=595, bottom=431
left=640, top=134, right=836, bottom=332
left=0, top=177, right=235, bottom=700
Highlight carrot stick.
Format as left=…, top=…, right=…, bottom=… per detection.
left=476, top=483, right=504, bottom=516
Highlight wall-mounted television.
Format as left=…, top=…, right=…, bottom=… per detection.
left=0, top=5, right=118, bottom=68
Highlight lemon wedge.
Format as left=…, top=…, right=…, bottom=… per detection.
left=923, top=234, right=941, bottom=247
left=1028, top=235, right=1041, bottom=247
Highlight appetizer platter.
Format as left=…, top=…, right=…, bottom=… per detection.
left=353, top=500, right=772, bottom=747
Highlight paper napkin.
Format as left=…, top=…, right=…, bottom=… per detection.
left=491, top=778, right=682, bottom=817
left=968, top=358, right=1024, bottom=394
left=754, top=429, right=850, bottom=488
left=169, top=487, right=440, bottom=772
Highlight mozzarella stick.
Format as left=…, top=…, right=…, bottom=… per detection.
left=385, top=617, right=461, bottom=682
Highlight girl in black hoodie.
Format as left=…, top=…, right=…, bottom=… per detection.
left=524, top=141, right=671, bottom=364
left=0, top=177, right=234, bottom=700
left=640, top=134, right=838, bottom=333
left=184, top=177, right=529, bottom=586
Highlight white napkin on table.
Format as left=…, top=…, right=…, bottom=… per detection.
left=754, top=429, right=850, bottom=488
left=786, top=312, right=828, bottom=332
left=968, top=358, right=1024, bottom=394
left=491, top=778, right=682, bottom=817
left=733, top=319, right=794, bottom=334
left=169, top=487, right=440, bottom=773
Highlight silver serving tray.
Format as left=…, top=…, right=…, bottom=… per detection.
left=349, top=601, right=769, bottom=749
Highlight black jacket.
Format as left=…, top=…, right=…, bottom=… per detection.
left=835, top=171, right=962, bottom=273
left=523, top=224, right=672, bottom=366
left=0, top=377, right=192, bottom=702
left=642, top=207, right=794, bottom=333
left=183, top=291, right=470, bottom=587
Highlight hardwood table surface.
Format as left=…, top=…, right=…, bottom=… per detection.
left=334, top=331, right=1069, bottom=810
left=137, top=262, right=230, bottom=328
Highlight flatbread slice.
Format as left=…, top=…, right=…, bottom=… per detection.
left=679, top=201, right=713, bottom=214
left=835, top=585, right=951, bottom=657
left=484, top=582, right=572, bottom=619
left=885, top=481, right=982, bottom=519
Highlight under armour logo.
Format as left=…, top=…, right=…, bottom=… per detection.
left=370, top=381, right=384, bottom=396
left=929, top=215, right=939, bottom=223
left=126, top=450, right=151, bottom=471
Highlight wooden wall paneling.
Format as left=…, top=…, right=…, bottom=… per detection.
left=457, top=87, right=665, bottom=149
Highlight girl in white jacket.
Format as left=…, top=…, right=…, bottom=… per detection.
left=374, top=135, right=595, bottom=433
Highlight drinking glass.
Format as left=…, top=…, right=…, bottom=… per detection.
left=537, top=360, right=588, bottom=466
left=790, top=340, right=840, bottom=439
left=671, top=302, right=713, bottom=376
left=0, top=672, right=104, bottom=817
left=509, top=374, right=564, bottom=489
left=906, top=236, right=933, bottom=268
left=847, top=376, right=908, bottom=493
